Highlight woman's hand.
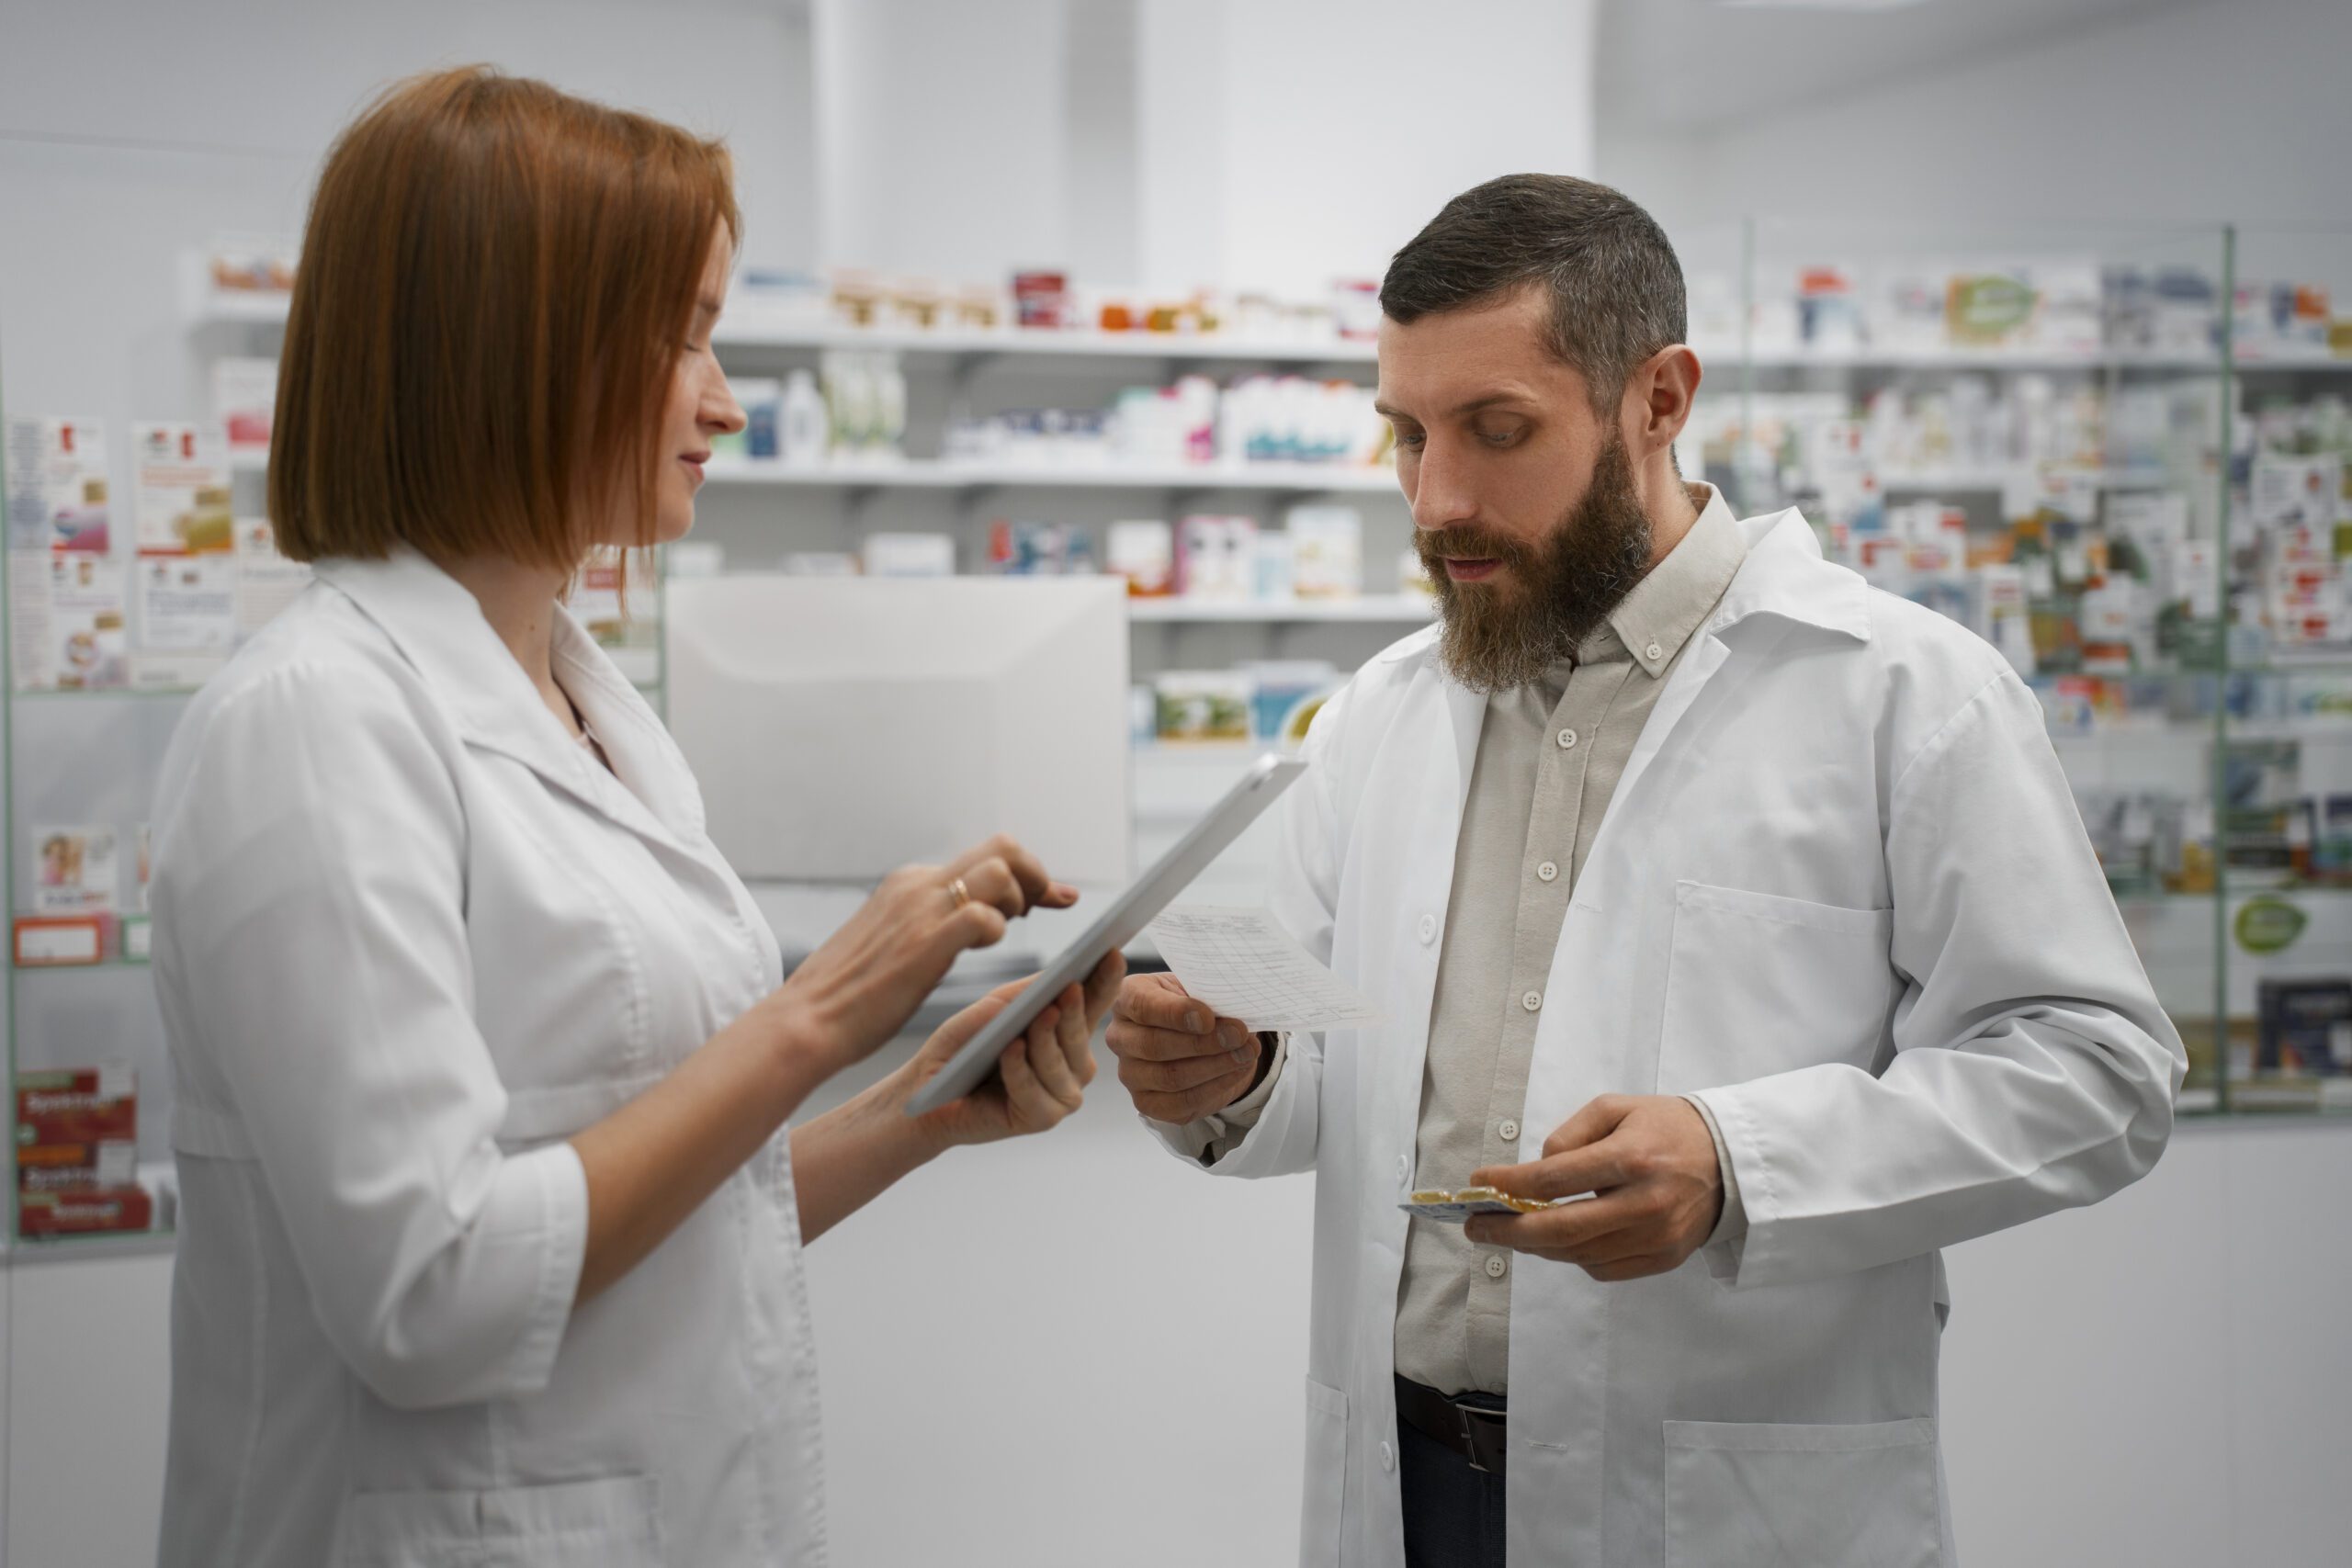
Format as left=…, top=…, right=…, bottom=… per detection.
left=896, top=952, right=1125, bottom=1150
left=769, top=834, right=1077, bottom=1074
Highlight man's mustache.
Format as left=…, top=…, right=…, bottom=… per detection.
left=1417, top=527, right=1535, bottom=568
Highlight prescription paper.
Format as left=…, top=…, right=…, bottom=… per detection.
left=1148, top=905, right=1383, bottom=1032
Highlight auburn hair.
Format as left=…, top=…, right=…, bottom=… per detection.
left=270, top=66, right=740, bottom=568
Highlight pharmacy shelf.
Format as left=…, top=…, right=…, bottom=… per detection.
left=182, top=282, right=1383, bottom=363
left=717, top=317, right=1384, bottom=363
left=1875, top=466, right=2177, bottom=492
left=1125, top=595, right=1431, bottom=624
left=186, top=286, right=2352, bottom=377
left=2, top=1231, right=177, bottom=1266
left=229, top=446, right=1400, bottom=494
left=1746, top=346, right=2352, bottom=374
left=700, top=457, right=1400, bottom=493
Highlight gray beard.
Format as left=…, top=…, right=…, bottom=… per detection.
left=1420, top=437, right=1656, bottom=694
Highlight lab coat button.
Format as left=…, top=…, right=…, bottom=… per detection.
left=1498, top=1119, right=1520, bottom=1142
left=1645, top=642, right=1664, bottom=660
left=1380, top=1440, right=1396, bottom=1473
left=1418, top=913, right=1437, bottom=944
left=1486, top=1254, right=1509, bottom=1279
left=1396, top=1155, right=1410, bottom=1186
left=1535, top=861, right=1557, bottom=883
left=1521, top=989, right=1543, bottom=1012
left=1556, top=728, right=1577, bottom=750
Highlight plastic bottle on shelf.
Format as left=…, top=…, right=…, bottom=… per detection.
left=780, top=368, right=827, bottom=468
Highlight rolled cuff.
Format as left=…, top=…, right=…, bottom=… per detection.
left=1683, top=1092, right=1748, bottom=1279
left=489, top=1139, right=591, bottom=1399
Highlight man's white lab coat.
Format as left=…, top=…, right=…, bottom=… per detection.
left=1158, top=507, right=2183, bottom=1567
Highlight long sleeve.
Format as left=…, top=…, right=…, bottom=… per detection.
left=1693, top=669, right=2184, bottom=1290
left=1144, top=699, right=1351, bottom=1179
left=153, top=660, right=588, bottom=1410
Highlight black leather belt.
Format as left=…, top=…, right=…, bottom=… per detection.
left=1394, top=1375, right=1508, bottom=1478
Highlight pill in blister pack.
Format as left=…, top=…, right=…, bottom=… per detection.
left=1396, top=1186, right=1558, bottom=1224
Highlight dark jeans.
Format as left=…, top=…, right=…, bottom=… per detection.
left=1397, top=1382, right=1508, bottom=1568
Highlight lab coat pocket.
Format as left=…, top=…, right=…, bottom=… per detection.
left=1664, top=1417, right=1939, bottom=1568
left=1657, top=881, right=1896, bottom=1094
left=335, top=1473, right=662, bottom=1566
left=1299, top=1377, right=1349, bottom=1567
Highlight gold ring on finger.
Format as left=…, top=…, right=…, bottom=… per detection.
left=946, top=876, right=971, bottom=909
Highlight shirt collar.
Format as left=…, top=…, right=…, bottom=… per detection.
left=1588, top=481, right=1747, bottom=677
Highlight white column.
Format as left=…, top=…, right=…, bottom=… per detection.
left=1136, top=0, right=1600, bottom=295
left=810, top=0, right=1075, bottom=276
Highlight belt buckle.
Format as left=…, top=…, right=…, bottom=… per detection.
left=1455, top=1403, right=1505, bottom=1475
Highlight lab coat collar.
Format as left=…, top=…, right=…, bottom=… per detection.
left=311, top=548, right=701, bottom=845
left=1708, top=505, right=1874, bottom=646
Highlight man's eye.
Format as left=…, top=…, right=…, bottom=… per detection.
left=1393, top=429, right=1426, bottom=450
left=1477, top=426, right=1523, bottom=448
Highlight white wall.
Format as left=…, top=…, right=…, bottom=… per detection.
left=1599, top=0, right=2352, bottom=237
left=0, top=0, right=817, bottom=437
left=5, top=1255, right=173, bottom=1568
left=812, top=0, right=1597, bottom=294
left=1138, top=0, right=1597, bottom=297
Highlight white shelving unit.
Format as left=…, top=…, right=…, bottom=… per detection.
left=233, top=445, right=1401, bottom=493
left=1125, top=594, right=1430, bottom=624
left=700, top=457, right=1399, bottom=492
left=180, top=277, right=2352, bottom=377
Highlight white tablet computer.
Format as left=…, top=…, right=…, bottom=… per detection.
left=904, top=754, right=1308, bottom=1117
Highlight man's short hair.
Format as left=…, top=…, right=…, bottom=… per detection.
left=1380, top=174, right=1687, bottom=412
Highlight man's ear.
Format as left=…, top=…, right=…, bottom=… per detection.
left=1625, top=344, right=1702, bottom=463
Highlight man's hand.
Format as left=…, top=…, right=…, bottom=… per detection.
left=1103, top=973, right=1263, bottom=1123
left=1463, top=1095, right=1723, bottom=1281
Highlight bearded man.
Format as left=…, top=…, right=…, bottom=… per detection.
left=1103, top=174, right=2182, bottom=1568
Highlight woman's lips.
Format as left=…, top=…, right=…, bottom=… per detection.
left=1443, top=558, right=1501, bottom=581
left=679, top=454, right=708, bottom=486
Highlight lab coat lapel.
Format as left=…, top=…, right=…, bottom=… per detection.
left=1373, top=667, right=1487, bottom=1165
left=312, top=550, right=702, bottom=863
left=1576, top=509, right=1870, bottom=884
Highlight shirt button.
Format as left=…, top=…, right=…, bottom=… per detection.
left=1521, top=989, right=1543, bottom=1012
left=1556, top=728, right=1577, bottom=749
left=1498, top=1119, right=1520, bottom=1142
left=1380, top=1439, right=1396, bottom=1473
left=1535, top=861, right=1558, bottom=883
left=1418, top=913, right=1438, bottom=944
left=1486, top=1254, right=1509, bottom=1279
left=1645, top=642, right=1664, bottom=661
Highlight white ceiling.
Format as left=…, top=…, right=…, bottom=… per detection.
left=1597, top=0, right=2209, bottom=135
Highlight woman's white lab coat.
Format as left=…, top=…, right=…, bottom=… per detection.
left=1160, top=508, right=2184, bottom=1567
left=152, top=549, right=828, bottom=1566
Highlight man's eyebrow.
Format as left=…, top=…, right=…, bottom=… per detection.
left=1374, top=392, right=1532, bottom=421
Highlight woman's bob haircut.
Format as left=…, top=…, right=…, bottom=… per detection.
left=270, top=66, right=740, bottom=569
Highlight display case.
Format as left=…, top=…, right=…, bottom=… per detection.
left=12, top=219, right=2352, bottom=1271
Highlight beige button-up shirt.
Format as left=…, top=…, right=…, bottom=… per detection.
left=1171, top=484, right=1750, bottom=1395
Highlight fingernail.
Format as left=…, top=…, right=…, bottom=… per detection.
left=1191, top=1012, right=1212, bottom=1033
